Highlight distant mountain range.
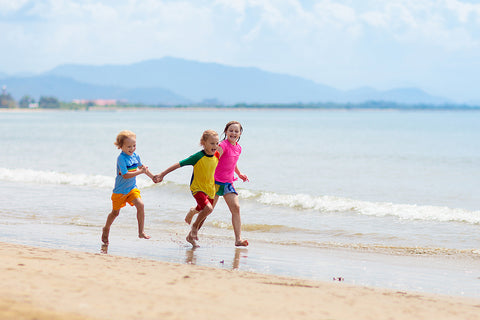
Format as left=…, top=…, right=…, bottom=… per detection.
left=0, top=57, right=450, bottom=105
left=1, top=75, right=188, bottom=105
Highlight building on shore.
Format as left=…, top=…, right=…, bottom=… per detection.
left=72, top=99, right=119, bottom=106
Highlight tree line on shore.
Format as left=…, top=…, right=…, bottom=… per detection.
left=0, top=90, right=60, bottom=109
left=1, top=87, right=478, bottom=111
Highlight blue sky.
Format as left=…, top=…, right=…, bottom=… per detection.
left=1, top=0, right=480, bottom=102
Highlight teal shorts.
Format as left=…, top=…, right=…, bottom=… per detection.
left=215, top=181, right=237, bottom=196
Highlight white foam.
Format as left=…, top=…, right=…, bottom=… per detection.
left=2, top=167, right=478, bottom=224
left=244, top=190, right=480, bottom=224
left=0, top=168, right=155, bottom=189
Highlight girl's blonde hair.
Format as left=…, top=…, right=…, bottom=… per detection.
left=114, top=130, right=136, bottom=149
left=200, top=129, right=218, bottom=146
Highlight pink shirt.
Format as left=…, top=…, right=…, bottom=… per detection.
left=214, top=139, right=242, bottom=183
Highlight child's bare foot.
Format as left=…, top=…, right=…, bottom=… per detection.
left=186, top=232, right=199, bottom=247
left=102, top=227, right=110, bottom=244
left=235, top=239, right=249, bottom=247
left=190, top=227, right=199, bottom=240
left=139, top=232, right=151, bottom=239
left=185, top=207, right=199, bottom=224
left=101, top=244, right=108, bottom=254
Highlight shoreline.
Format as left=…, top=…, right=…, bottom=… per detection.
left=1, top=241, right=479, bottom=320
left=2, top=105, right=480, bottom=112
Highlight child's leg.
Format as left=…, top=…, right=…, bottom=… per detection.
left=188, top=203, right=213, bottom=246
left=184, top=193, right=219, bottom=225
left=212, top=194, right=220, bottom=208
left=184, top=207, right=199, bottom=225
left=132, top=197, right=150, bottom=239
left=102, top=209, right=120, bottom=244
left=223, top=193, right=248, bottom=247
left=186, top=232, right=198, bottom=247
left=196, top=195, right=219, bottom=230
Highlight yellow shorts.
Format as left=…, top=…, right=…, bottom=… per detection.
left=111, top=188, right=141, bottom=211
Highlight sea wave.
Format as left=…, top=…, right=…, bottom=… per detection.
left=0, top=168, right=155, bottom=189
left=261, top=240, right=480, bottom=257
left=238, top=190, right=480, bottom=225
left=211, top=221, right=304, bottom=232
left=206, top=219, right=480, bottom=256
left=2, top=167, right=478, bottom=224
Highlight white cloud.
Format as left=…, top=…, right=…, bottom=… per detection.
left=445, top=0, right=480, bottom=23
left=313, top=0, right=357, bottom=25
left=351, top=1, right=480, bottom=51
left=0, top=0, right=30, bottom=15
left=361, top=10, right=388, bottom=28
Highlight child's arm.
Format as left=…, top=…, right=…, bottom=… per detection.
left=217, top=145, right=224, bottom=157
left=235, top=165, right=249, bottom=182
left=141, top=165, right=155, bottom=181
left=121, top=165, right=147, bottom=179
left=153, top=162, right=181, bottom=183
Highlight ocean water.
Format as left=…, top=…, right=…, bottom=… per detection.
left=1, top=109, right=479, bottom=297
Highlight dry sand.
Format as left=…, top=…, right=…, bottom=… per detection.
left=1, top=242, right=479, bottom=320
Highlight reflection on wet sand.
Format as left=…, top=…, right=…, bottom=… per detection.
left=100, top=243, right=249, bottom=271
left=185, top=247, right=197, bottom=265
left=185, top=247, right=249, bottom=270
left=233, top=248, right=248, bottom=269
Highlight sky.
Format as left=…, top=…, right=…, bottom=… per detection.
left=1, top=0, right=480, bottom=102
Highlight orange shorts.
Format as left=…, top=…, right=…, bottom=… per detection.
left=111, top=188, right=141, bottom=211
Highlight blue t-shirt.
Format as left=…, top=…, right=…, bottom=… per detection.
left=113, top=152, right=142, bottom=194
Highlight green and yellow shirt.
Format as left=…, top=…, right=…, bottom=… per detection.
left=179, top=150, right=219, bottom=198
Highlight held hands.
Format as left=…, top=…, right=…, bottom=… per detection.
left=153, top=174, right=163, bottom=183
left=139, top=165, right=162, bottom=183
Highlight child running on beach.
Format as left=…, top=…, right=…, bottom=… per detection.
left=185, top=121, right=249, bottom=247
left=154, top=130, right=219, bottom=247
left=102, top=130, right=154, bottom=245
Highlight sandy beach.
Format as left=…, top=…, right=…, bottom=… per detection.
left=1, top=242, right=479, bottom=320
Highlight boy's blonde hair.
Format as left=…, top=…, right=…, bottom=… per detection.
left=200, top=129, right=218, bottom=145
left=114, top=130, right=136, bottom=149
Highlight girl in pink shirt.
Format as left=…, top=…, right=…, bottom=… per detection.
left=214, top=121, right=249, bottom=246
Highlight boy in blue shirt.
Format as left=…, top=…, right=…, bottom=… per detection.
left=102, top=130, right=154, bottom=245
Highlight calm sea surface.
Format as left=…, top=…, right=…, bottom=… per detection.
left=1, top=109, right=479, bottom=297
